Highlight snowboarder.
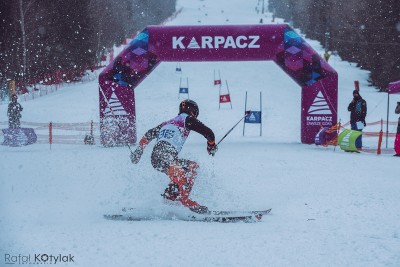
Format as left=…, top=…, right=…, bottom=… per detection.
left=347, top=90, right=367, bottom=149
left=130, top=99, right=218, bottom=214
left=7, top=94, right=23, bottom=128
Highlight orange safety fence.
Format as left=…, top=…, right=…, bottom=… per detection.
left=335, top=119, right=397, bottom=154
left=326, top=122, right=340, bottom=146
left=342, top=120, right=397, bottom=137
left=1, top=119, right=397, bottom=150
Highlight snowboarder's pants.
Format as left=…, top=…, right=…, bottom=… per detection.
left=150, top=143, right=201, bottom=208
left=166, top=160, right=200, bottom=209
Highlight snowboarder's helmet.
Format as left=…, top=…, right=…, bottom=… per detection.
left=179, top=99, right=199, bottom=118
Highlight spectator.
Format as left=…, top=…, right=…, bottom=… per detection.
left=347, top=90, right=367, bottom=150
left=323, top=51, right=331, bottom=62
left=7, top=94, right=23, bottom=128
left=394, top=102, right=400, bottom=156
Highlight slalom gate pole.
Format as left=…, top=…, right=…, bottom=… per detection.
left=99, top=87, right=133, bottom=153
left=217, top=112, right=250, bottom=145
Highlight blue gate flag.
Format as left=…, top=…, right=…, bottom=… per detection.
left=179, top=87, right=188, bottom=94
left=245, top=111, right=261, bottom=124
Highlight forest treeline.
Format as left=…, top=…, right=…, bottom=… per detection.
left=268, top=0, right=400, bottom=91
left=1, top=1, right=398, bottom=91
left=0, top=0, right=176, bottom=85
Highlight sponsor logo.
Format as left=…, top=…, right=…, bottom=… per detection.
left=248, top=113, right=257, bottom=122
left=172, top=35, right=260, bottom=49
left=104, top=87, right=128, bottom=116
left=308, top=91, right=332, bottom=115
left=306, top=91, right=333, bottom=126
left=306, top=115, right=333, bottom=126
left=341, top=132, right=351, bottom=147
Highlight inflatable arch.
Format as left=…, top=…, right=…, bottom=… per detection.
left=99, top=24, right=338, bottom=145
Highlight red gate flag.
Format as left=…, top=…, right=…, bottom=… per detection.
left=219, top=94, right=231, bottom=103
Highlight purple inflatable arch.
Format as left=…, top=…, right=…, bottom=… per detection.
left=99, top=24, right=337, bottom=145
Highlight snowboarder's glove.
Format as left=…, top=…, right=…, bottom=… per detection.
left=363, top=120, right=366, bottom=127
left=130, top=147, right=143, bottom=164
left=207, top=140, right=218, bottom=156
left=130, top=136, right=150, bottom=164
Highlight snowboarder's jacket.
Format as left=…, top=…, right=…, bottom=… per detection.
left=140, top=113, right=215, bottom=172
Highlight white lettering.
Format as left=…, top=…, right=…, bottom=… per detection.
left=172, top=36, right=185, bottom=49
left=224, top=36, right=237, bottom=48
left=172, top=35, right=261, bottom=49
left=306, top=115, right=333, bottom=126
left=235, top=36, right=247, bottom=48
left=214, top=36, right=225, bottom=48
left=248, top=35, right=260, bottom=48
left=201, top=36, right=213, bottom=48
left=307, top=116, right=333, bottom=122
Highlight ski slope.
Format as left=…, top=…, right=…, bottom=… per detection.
left=1, top=0, right=400, bottom=266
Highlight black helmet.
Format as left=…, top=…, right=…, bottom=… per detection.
left=179, top=99, right=199, bottom=118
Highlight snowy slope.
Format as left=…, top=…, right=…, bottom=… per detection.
left=1, top=0, right=400, bottom=266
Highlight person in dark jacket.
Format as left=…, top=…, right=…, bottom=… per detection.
left=7, top=94, right=23, bottom=128
left=130, top=99, right=218, bottom=214
left=347, top=90, right=367, bottom=149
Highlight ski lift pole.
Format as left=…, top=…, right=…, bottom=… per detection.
left=217, top=112, right=250, bottom=145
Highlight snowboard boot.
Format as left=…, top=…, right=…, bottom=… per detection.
left=178, top=184, right=208, bottom=214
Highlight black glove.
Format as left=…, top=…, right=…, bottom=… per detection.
left=207, top=141, right=218, bottom=156
left=130, top=147, right=143, bottom=164
left=363, top=120, right=366, bottom=127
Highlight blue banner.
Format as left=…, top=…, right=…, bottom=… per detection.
left=179, top=87, right=188, bottom=94
left=245, top=111, right=261, bottom=124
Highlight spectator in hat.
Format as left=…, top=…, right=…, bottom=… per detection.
left=347, top=90, right=367, bottom=149
left=7, top=94, right=23, bottom=128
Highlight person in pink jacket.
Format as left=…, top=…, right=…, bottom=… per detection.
left=394, top=102, right=400, bottom=156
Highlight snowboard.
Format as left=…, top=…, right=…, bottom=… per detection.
left=104, top=207, right=271, bottom=223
